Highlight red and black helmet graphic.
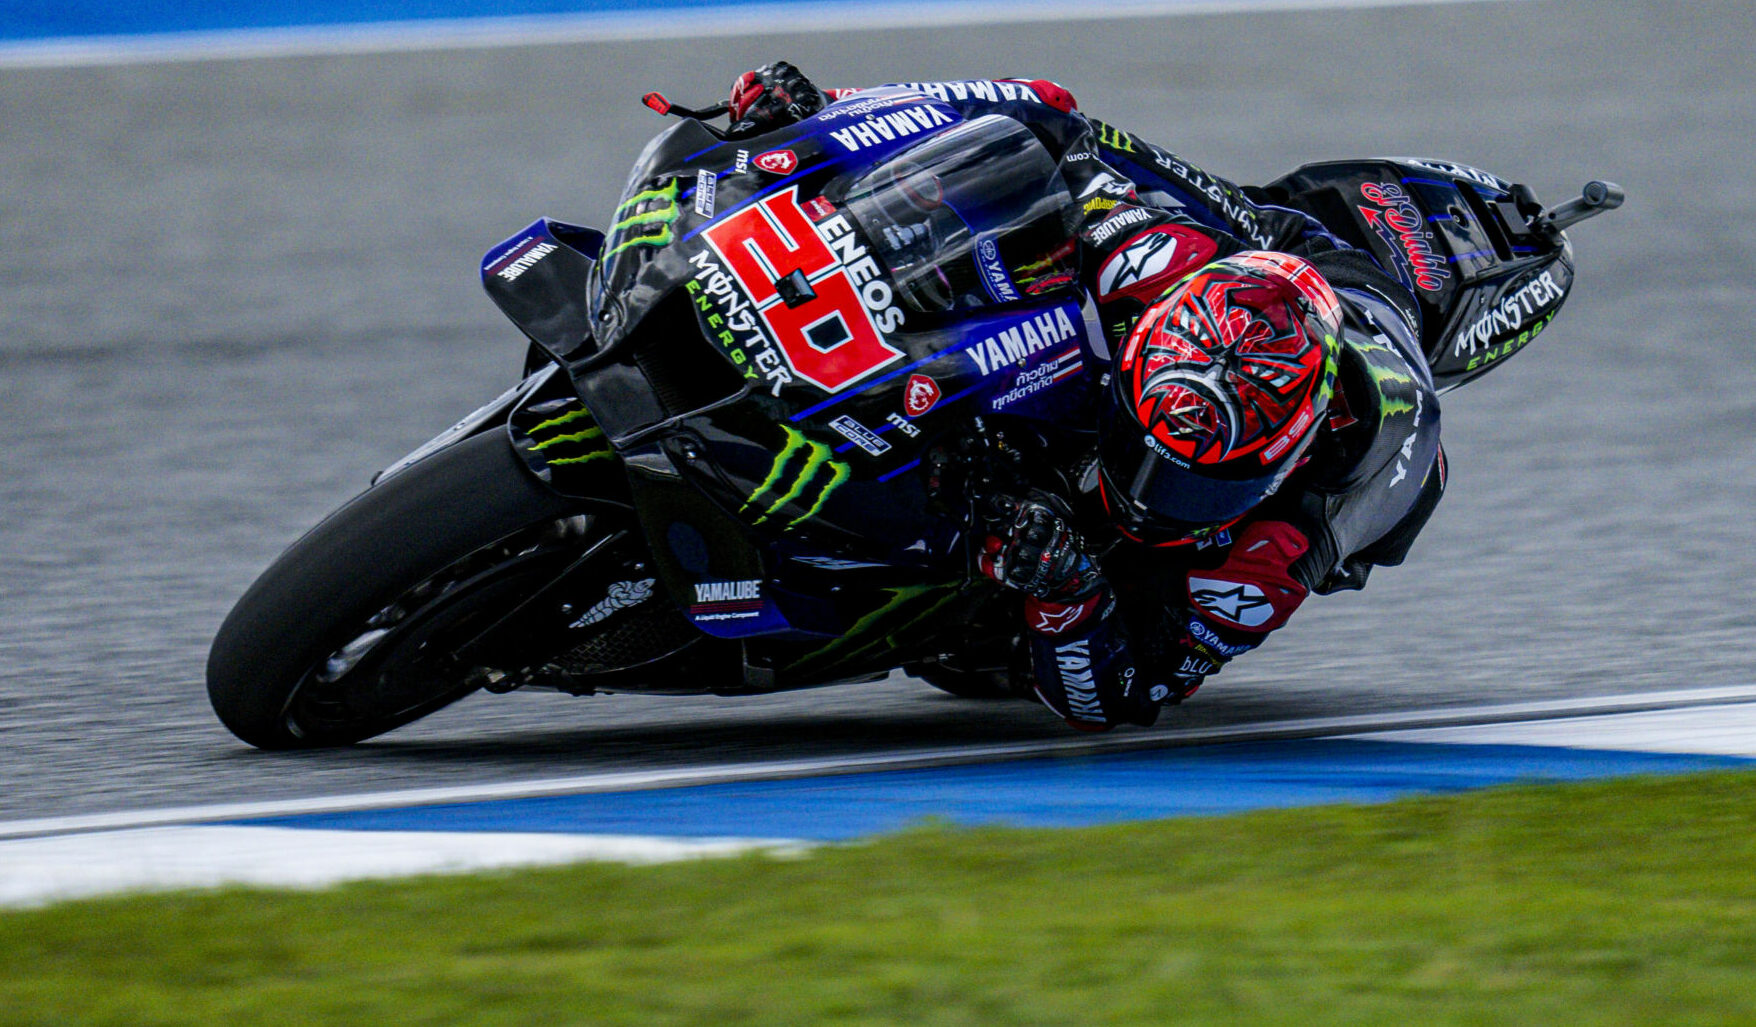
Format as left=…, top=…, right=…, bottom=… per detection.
left=1115, top=252, right=1341, bottom=473
left=1098, top=252, right=1342, bottom=544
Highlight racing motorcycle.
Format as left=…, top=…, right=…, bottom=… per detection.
left=206, top=85, right=1621, bottom=748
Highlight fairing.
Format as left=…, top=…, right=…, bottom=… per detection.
left=556, top=90, right=1106, bottom=674
left=1262, top=158, right=1576, bottom=391
left=472, top=115, right=1595, bottom=691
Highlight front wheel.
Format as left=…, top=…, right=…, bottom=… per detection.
left=206, top=431, right=584, bottom=749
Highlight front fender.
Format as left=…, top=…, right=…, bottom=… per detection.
left=374, top=364, right=560, bottom=486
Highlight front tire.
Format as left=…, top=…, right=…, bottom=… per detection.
left=206, top=431, right=579, bottom=749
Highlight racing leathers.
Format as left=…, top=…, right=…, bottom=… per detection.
left=729, top=66, right=1446, bottom=730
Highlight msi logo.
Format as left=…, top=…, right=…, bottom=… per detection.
left=903, top=373, right=941, bottom=417
left=754, top=149, right=798, bottom=175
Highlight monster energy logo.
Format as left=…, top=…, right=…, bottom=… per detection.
left=787, top=583, right=964, bottom=676
left=605, top=179, right=681, bottom=257
left=1365, top=362, right=1415, bottom=390
left=1316, top=336, right=1339, bottom=409
left=1094, top=120, right=1137, bottom=153
left=741, top=426, right=851, bottom=530
left=1352, top=332, right=1417, bottom=392
left=525, top=405, right=612, bottom=466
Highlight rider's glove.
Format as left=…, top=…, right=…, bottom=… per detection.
left=1160, top=617, right=1253, bottom=702
left=978, top=492, right=1101, bottom=601
left=1026, top=599, right=1161, bottom=732
left=727, top=62, right=827, bottom=137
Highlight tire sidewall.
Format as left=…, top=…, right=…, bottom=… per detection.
left=205, top=431, right=581, bottom=748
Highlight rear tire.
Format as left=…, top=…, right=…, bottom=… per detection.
left=915, top=665, right=1020, bottom=700
left=206, top=431, right=579, bottom=749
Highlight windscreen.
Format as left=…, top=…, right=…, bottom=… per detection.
left=838, top=115, right=1079, bottom=314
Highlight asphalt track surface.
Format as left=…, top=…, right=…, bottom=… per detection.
left=3, top=0, right=1753, bottom=821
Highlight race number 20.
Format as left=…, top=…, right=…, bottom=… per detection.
left=702, top=188, right=903, bottom=393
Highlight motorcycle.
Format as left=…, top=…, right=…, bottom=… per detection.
left=206, top=85, right=1621, bottom=748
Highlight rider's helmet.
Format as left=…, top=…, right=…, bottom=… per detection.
left=1097, top=251, right=1343, bottom=545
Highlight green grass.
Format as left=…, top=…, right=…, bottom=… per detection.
left=6, top=770, right=1756, bottom=1026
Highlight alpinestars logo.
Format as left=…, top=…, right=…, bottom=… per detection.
left=1188, top=577, right=1274, bottom=628
left=1098, top=231, right=1176, bottom=296
left=742, top=426, right=852, bottom=530
left=1095, top=226, right=1216, bottom=304
left=1030, top=592, right=1102, bottom=636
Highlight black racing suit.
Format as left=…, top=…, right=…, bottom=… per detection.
left=831, top=78, right=1446, bottom=728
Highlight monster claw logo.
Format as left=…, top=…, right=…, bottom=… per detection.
left=787, top=582, right=963, bottom=676
left=605, top=179, right=681, bottom=258
left=1352, top=331, right=1418, bottom=395
left=524, top=404, right=613, bottom=466
left=1093, top=120, right=1137, bottom=154
left=742, top=426, right=852, bottom=530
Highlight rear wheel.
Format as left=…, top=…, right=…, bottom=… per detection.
left=208, top=431, right=589, bottom=748
left=908, top=628, right=1030, bottom=701
left=915, top=664, right=1019, bottom=700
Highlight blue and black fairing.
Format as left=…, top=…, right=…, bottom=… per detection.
left=540, top=90, right=1112, bottom=652
left=1262, top=158, right=1577, bottom=391
left=481, top=218, right=605, bottom=365
left=378, top=218, right=608, bottom=487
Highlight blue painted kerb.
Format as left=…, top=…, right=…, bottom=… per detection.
left=234, top=738, right=1753, bottom=842
left=8, top=0, right=1003, bottom=42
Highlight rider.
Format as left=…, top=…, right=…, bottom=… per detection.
left=726, top=63, right=1445, bottom=731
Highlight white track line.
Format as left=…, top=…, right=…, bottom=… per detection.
left=0, top=827, right=805, bottom=908
left=1358, top=704, right=1756, bottom=758
left=0, top=0, right=1516, bottom=70
left=5, top=683, right=1754, bottom=841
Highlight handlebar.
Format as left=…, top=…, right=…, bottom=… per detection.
left=1543, top=180, right=1625, bottom=232
left=641, top=92, right=728, bottom=121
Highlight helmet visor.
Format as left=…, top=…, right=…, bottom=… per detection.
left=1098, top=425, right=1280, bottom=538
